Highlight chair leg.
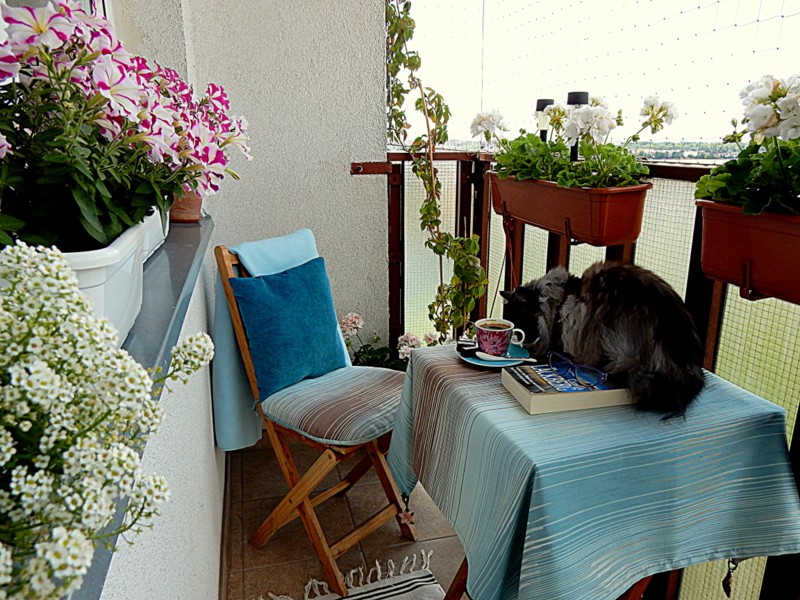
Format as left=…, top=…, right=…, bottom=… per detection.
left=365, top=440, right=417, bottom=541
left=336, top=451, right=374, bottom=494
left=251, top=425, right=349, bottom=596
left=295, top=496, right=348, bottom=597
left=248, top=447, right=340, bottom=548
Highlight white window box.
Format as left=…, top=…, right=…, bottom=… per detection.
left=63, top=213, right=168, bottom=344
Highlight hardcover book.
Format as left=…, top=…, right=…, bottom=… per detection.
left=501, top=364, right=632, bottom=414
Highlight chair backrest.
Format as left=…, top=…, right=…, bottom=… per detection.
left=215, top=246, right=261, bottom=403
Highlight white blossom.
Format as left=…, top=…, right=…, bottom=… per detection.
left=563, top=105, right=617, bottom=146
left=0, top=242, right=213, bottom=597
left=470, top=110, right=506, bottom=139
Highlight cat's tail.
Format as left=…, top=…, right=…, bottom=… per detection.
left=626, top=362, right=705, bottom=418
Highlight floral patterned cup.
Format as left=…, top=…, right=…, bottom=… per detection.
left=475, top=318, right=526, bottom=356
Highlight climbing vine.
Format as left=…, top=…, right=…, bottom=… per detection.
left=385, top=0, right=487, bottom=341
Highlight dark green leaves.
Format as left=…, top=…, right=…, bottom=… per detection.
left=494, top=135, right=647, bottom=188
left=695, top=139, right=800, bottom=215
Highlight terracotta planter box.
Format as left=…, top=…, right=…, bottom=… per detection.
left=488, top=172, right=651, bottom=246
left=697, top=200, right=800, bottom=304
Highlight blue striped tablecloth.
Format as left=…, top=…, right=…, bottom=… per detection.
left=387, top=345, right=800, bottom=600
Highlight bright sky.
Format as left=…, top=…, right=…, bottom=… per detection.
left=408, top=0, right=800, bottom=144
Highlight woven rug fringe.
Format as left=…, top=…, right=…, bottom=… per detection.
left=253, top=550, right=434, bottom=600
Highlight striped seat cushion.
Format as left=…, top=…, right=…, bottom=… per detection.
left=262, top=366, right=405, bottom=445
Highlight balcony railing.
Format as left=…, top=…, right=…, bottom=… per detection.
left=352, top=151, right=799, bottom=600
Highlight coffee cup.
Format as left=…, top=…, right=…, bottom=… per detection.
left=475, top=318, right=525, bottom=357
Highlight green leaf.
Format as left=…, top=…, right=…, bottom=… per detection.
left=42, top=152, right=71, bottom=164
left=72, top=186, right=107, bottom=244
left=0, top=214, right=25, bottom=231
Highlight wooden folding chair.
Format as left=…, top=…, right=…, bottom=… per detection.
left=215, top=245, right=416, bottom=596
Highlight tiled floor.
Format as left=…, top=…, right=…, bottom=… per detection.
left=223, top=434, right=468, bottom=600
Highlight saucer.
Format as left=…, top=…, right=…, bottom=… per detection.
left=456, top=343, right=529, bottom=368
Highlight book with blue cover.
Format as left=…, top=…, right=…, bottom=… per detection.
left=501, top=364, right=632, bottom=414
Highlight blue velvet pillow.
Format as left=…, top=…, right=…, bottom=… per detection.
left=228, top=257, right=349, bottom=400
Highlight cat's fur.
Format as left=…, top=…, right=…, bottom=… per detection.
left=499, top=262, right=705, bottom=416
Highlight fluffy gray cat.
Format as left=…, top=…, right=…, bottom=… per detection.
left=499, top=262, right=705, bottom=417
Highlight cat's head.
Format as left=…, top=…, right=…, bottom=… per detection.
left=499, top=267, right=570, bottom=359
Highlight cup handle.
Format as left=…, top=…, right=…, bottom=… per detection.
left=511, top=328, right=525, bottom=345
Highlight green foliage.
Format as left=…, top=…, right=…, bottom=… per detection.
left=0, top=50, right=181, bottom=251
left=386, top=0, right=487, bottom=341
left=494, top=132, right=649, bottom=189
left=351, top=339, right=408, bottom=371
left=695, top=138, right=800, bottom=215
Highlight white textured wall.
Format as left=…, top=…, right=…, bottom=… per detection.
left=101, top=279, right=223, bottom=600
left=98, top=1, right=387, bottom=598
left=186, top=0, right=390, bottom=330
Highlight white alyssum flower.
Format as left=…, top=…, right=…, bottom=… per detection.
left=0, top=241, right=214, bottom=599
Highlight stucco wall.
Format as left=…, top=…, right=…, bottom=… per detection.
left=97, top=1, right=388, bottom=599
left=100, top=278, right=223, bottom=600
left=186, top=0, right=390, bottom=330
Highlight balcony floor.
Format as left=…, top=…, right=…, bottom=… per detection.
left=223, top=435, right=468, bottom=599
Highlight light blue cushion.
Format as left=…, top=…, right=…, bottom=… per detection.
left=265, top=366, right=405, bottom=445
left=233, top=228, right=319, bottom=276
left=228, top=257, right=349, bottom=400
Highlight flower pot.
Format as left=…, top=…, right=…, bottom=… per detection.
left=169, top=190, right=204, bottom=223
left=697, top=200, right=800, bottom=304
left=63, top=213, right=167, bottom=344
left=488, top=172, right=652, bottom=246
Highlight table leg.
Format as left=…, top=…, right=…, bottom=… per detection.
left=444, top=558, right=469, bottom=600
left=618, top=575, right=652, bottom=599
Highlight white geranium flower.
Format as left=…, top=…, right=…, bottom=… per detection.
left=564, top=105, right=617, bottom=146
left=543, top=102, right=570, bottom=133
left=740, top=75, right=778, bottom=105
left=745, top=102, right=780, bottom=142
left=470, top=110, right=506, bottom=139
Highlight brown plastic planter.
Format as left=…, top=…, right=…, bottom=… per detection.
left=488, top=172, right=651, bottom=246
left=697, top=200, right=800, bottom=303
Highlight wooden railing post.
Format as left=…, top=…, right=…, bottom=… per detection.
left=388, top=162, right=405, bottom=349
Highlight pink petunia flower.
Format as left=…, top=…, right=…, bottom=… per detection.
left=92, top=56, right=142, bottom=120
left=205, top=83, right=230, bottom=113
left=0, top=42, right=20, bottom=83
left=1, top=3, right=73, bottom=51
left=0, top=132, right=12, bottom=159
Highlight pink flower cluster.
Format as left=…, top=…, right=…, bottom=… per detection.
left=0, top=1, right=251, bottom=197
left=339, top=312, right=365, bottom=339
left=397, top=332, right=421, bottom=359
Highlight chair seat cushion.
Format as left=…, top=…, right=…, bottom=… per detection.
left=263, top=366, right=405, bottom=445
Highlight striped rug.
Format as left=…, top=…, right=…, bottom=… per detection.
left=261, top=553, right=445, bottom=600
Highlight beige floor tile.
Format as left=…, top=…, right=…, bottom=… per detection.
left=228, top=452, right=243, bottom=504
left=335, top=447, right=379, bottom=485
left=226, top=572, right=244, bottom=600
left=240, top=442, right=343, bottom=502
left=227, top=504, right=244, bottom=573
left=241, top=494, right=356, bottom=570
left=347, top=482, right=457, bottom=551
left=225, top=439, right=467, bottom=597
